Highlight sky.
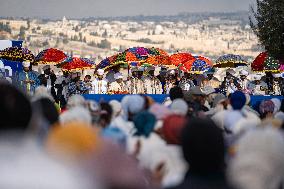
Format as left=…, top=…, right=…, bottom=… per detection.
left=0, top=0, right=255, bottom=19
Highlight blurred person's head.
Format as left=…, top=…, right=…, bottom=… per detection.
left=84, top=75, right=91, bottom=83
left=170, top=99, right=188, bottom=116
left=0, top=82, right=32, bottom=132
left=239, top=70, right=249, bottom=81
left=46, top=122, right=100, bottom=161
left=161, top=115, right=186, bottom=145
left=230, top=91, right=246, bottom=110
left=271, top=98, right=281, bottom=114
left=169, top=86, right=184, bottom=101
left=99, top=102, right=113, bottom=128
left=189, top=86, right=206, bottom=105
left=259, top=100, right=275, bottom=119
left=121, top=95, right=145, bottom=121
left=32, top=98, right=59, bottom=126
left=60, top=106, right=92, bottom=125
left=109, top=100, right=122, bottom=119
left=133, top=111, right=156, bottom=138
left=32, top=86, right=54, bottom=102
left=67, top=95, right=86, bottom=109
left=228, top=128, right=284, bottom=189
left=101, top=127, right=127, bottom=149
left=182, top=118, right=225, bottom=174
left=149, top=103, right=172, bottom=120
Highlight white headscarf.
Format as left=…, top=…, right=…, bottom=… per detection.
left=121, top=95, right=145, bottom=120
left=271, top=98, right=281, bottom=114
left=170, top=99, right=188, bottom=116
left=228, top=128, right=284, bottom=189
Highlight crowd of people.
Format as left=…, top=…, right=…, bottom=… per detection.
left=0, top=57, right=284, bottom=188
left=1, top=61, right=283, bottom=109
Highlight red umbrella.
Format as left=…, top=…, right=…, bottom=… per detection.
left=60, top=57, right=93, bottom=71
left=35, top=48, right=67, bottom=64
left=170, top=53, right=195, bottom=66
left=251, top=52, right=282, bottom=72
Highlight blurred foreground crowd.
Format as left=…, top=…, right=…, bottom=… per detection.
left=0, top=79, right=284, bottom=189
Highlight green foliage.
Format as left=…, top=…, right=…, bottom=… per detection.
left=250, top=0, right=284, bottom=59
left=97, top=39, right=111, bottom=49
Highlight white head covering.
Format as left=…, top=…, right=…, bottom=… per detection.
left=97, top=69, right=104, bottom=76
left=60, top=106, right=92, bottom=125
left=67, top=95, right=86, bottom=109
left=273, top=73, right=282, bottom=78
left=240, top=70, right=249, bottom=76
left=109, top=100, right=122, bottom=118
left=114, top=72, right=123, bottom=80
left=121, top=95, right=145, bottom=120
left=271, top=98, right=281, bottom=114
left=228, top=128, right=284, bottom=189
left=253, top=74, right=262, bottom=81
left=170, top=99, right=188, bottom=116
left=32, top=86, right=54, bottom=102
left=22, top=61, right=30, bottom=68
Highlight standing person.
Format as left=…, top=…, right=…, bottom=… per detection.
left=165, top=70, right=178, bottom=94
left=220, top=69, right=238, bottom=96
left=251, top=75, right=268, bottom=95
left=168, top=118, right=232, bottom=189
left=179, top=72, right=195, bottom=92
left=108, top=72, right=128, bottom=93
left=127, top=67, right=145, bottom=94
left=272, top=74, right=284, bottom=95
left=17, top=61, right=40, bottom=95
left=38, top=65, right=57, bottom=100
left=67, top=72, right=89, bottom=97
left=83, top=75, right=92, bottom=92
left=91, top=69, right=108, bottom=94
left=54, top=71, right=69, bottom=107
left=238, top=70, right=251, bottom=94
left=144, top=67, right=163, bottom=94
left=106, top=65, right=120, bottom=84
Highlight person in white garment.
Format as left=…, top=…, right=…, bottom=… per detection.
left=144, top=67, right=163, bottom=94
left=108, top=72, right=128, bottom=93
left=239, top=70, right=251, bottom=94
left=251, top=75, right=268, bottom=95
left=90, top=69, right=108, bottom=94
left=127, top=67, right=145, bottom=94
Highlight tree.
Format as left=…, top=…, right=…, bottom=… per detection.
left=250, top=0, right=284, bottom=60
left=97, top=39, right=111, bottom=49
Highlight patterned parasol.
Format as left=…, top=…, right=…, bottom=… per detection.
left=0, top=47, right=34, bottom=62
left=214, top=54, right=248, bottom=68
left=180, top=56, right=213, bottom=74
left=58, top=57, right=94, bottom=71
left=169, top=53, right=195, bottom=66
left=251, top=52, right=283, bottom=72
left=35, top=48, right=67, bottom=64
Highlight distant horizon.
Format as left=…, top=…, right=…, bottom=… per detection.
left=0, top=10, right=250, bottom=21
left=0, top=0, right=255, bottom=19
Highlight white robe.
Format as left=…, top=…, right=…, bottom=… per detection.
left=144, top=77, right=163, bottom=94
left=90, top=79, right=108, bottom=94
left=108, top=81, right=127, bottom=93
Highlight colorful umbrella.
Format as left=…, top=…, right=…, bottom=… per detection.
left=58, top=57, right=94, bottom=71
left=170, top=53, right=195, bottom=66
left=35, top=48, right=67, bottom=64
left=251, top=52, right=283, bottom=72
left=0, top=47, right=34, bottom=62
left=145, top=55, right=171, bottom=66
left=214, top=54, right=248, bottom=68
left=180, top=56, right=213, bottom=74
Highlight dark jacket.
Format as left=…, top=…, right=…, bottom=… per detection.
left=167, top=171, right=232, bottom=189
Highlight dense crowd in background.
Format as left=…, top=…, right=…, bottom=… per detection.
left=0, top=60, right=284, bottom=189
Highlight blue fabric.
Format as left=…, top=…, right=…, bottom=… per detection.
left=17, top=71, right=40, bottom=93
left=230, top=91, right=246, bottom=110
left=11, top=40, right=23, bottom=48
left=0, top=59, right=23, bottom=81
